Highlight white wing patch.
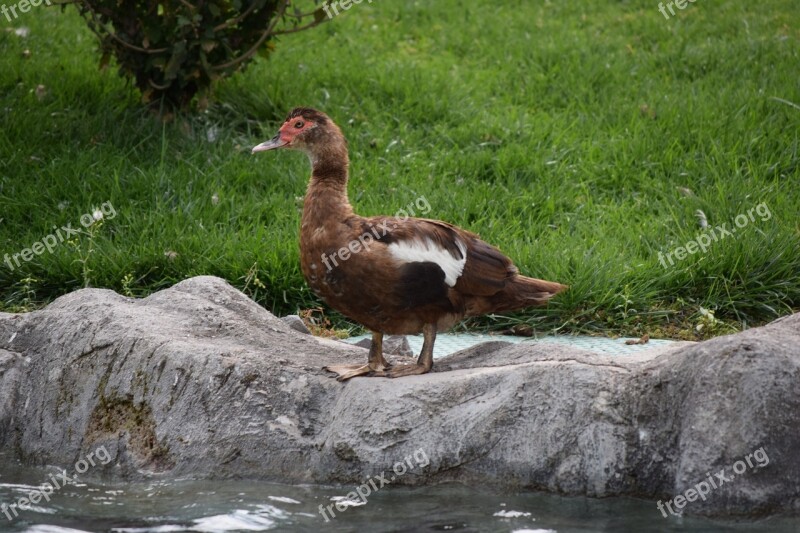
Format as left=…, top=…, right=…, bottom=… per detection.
left=388, top=238, right=467, bottom=287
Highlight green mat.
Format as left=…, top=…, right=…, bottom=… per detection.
left=342, top=333, right=677, bottom=359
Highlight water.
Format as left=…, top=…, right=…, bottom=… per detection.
left=1, top=457, right=797, bottom=533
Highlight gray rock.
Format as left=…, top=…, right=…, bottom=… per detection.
left=280, top=314, right=311, bottom=335
left=0, top=276, right=798, bottom=517
left=352, top=335, right=413, bottom=356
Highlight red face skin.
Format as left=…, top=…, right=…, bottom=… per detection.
left=278, top=118, right=315, bottom=146
left=251, top=117, right=316, bottom=153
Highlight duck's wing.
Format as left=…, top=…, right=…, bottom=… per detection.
left=360, top=216, right=517, bottom=297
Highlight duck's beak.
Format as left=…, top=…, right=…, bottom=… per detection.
left=251, top=134, right=288, bottom=153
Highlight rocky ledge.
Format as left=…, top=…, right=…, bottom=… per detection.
left=0, top=276, right=798, bottom=517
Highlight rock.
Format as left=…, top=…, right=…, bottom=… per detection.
left=0, top=276, right=798, bottom=518
left=281, top=314, right=311, bottom=335
left=352, top=335, right=413, bottom=356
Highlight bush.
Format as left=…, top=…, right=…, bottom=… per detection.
left=73, top=0, right=327, bottom=111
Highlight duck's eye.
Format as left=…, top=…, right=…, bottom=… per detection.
left=294, top=121, right=304, bottom=129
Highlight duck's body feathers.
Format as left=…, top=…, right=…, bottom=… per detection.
left=300, top=214, right=564, bottom=335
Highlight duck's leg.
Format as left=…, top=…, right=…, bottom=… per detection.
left=323, top=331, right=391, bottom=381
left=386, top=323, right=436, bottom=378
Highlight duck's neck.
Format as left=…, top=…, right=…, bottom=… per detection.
left=302, top=147, right=354, bottom=228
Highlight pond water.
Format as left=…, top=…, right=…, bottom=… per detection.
left=1, top=457, right=797, bottom=533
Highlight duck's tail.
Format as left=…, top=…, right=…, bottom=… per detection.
left=485, top=275, right=568, bottom=313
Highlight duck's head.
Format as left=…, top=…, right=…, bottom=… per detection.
left=252, top=107, right=346, bottom=160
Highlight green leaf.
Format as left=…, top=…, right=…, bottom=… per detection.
left=164, top=43, right=188, bottom=81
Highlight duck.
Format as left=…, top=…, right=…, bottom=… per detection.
left=252, top=107, right=567, bottom=380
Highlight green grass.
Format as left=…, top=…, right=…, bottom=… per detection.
left=1, top=1, right=799, bottom=339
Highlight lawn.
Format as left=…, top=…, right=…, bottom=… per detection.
left=0, top=0, right=798, bottom=339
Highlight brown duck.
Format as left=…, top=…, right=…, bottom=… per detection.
left=252, top=108, right=567, bottom=380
